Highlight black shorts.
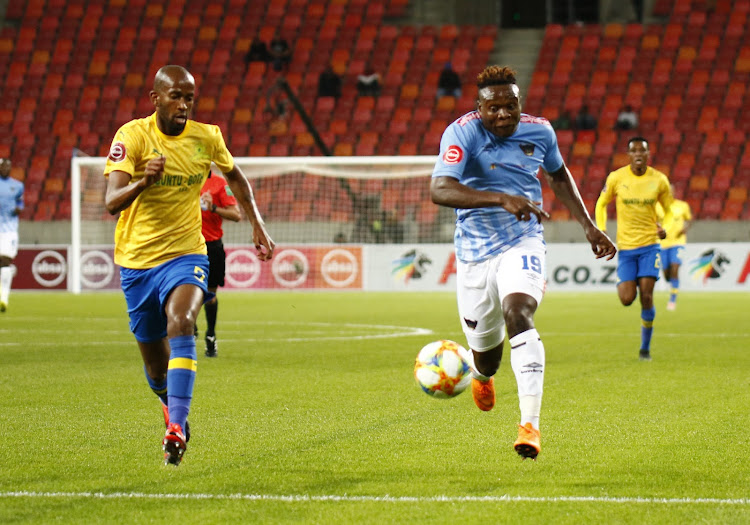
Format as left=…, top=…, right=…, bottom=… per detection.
left=206, top=239, right=226, bottom=288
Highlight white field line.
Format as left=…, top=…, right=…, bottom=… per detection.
left=2, top=331, right=748, bottom=346
left=0, top=491, right=748, bottom=505
left=1, top=318, right=749, bottom=339
left=0, top=322, right=433, bottom=346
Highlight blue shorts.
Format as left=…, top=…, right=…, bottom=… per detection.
left=120, top=254, right=209, bottom=343
left=661, top=245, right=685, bottom=268
left=617, top=244, right=661, bottom=284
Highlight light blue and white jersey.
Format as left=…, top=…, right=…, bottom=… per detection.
left=432, top=112, right=564, bottom=263
left=0, top=176, right=24, bottom=234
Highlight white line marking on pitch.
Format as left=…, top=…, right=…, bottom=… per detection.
left=0, top=492, right=748, bottom=505
left=0, top=322, right=433, bottom=346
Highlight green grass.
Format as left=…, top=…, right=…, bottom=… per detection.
left=0, top=291, right=748, bottom=524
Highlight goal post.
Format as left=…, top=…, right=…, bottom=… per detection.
left=70, top=155, right=452, bottom=293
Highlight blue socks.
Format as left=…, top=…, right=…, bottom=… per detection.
left=166, top=335, right=197, bottom=430
left=640, top=306, right=656, bottom=351
left=144, top=365, right=168, bottom=406
left=669, top=278, right=679, bottom=303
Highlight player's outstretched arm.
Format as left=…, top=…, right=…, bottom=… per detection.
left=105, top=156, right=165, bottom=214
left=430, top=176, right=549, bottom=222
left=223, top=164, right=275, bottom=261
left=544, top=165, right=616, bottom=260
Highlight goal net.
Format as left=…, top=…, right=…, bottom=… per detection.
left=70, top=155, right=453, bottom=292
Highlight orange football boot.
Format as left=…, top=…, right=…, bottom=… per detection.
left=513, top=422, right=541, bottom=459
left=471, top=377, right=495, bottom=411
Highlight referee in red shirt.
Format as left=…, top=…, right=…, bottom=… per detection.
left=199, top=171, right=241, bottom=357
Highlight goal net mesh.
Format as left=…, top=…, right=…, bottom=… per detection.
left=73, top=155, right=454, bottom=250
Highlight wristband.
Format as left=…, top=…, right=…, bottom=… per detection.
left=212, top=204, right=217, bottom=213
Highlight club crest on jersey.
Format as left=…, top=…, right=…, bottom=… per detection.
left=443, top=145, right=463, bottom=165
left=520, top=144, right=535, bottom=156
left=192, top=143, right=211, bottom=161
left=108, top=142, right=126, bottom=163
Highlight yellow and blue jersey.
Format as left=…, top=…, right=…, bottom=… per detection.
left=595, top=165, right=673, bottom=250
left=656, top=199, right=691, bottom=249
left=103, top=113, right=234, bottom=269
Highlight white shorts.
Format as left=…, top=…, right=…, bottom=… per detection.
left=456, top=236, right=546, bottom=352
left=0, top=231, right=18, bottom=259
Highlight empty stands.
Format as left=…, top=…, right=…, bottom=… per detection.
left=1, top=0, right=494, bottom=223
left=528, top=0, right=750, bottom=219
left=0, top=0, right=747, bottom=223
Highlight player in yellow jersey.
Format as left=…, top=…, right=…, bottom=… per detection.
left=104, top=65, right=275, bottom=465
left=657, top=189, right=692, bottom=311
left=595, top=137, right=673, bottom=361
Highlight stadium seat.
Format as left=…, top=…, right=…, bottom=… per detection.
left=333, top=142, right=353, bottom=156
left=4, top=0, right=749, bottom=225
left=269, top=143, right=291, bottom=157
left=727, top=187, right=748, bottom=202
left=720, top=200, right=744, bottom=221
left=688, top=175, right=710, bottom=192
left=701, top=197, right=723, bottom=219
left=571, top=142, right=592, bottom=158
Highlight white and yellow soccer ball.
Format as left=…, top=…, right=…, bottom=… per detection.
left=414, top=340, right=471, bottom=398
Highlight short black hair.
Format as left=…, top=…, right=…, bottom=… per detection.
left=476, top=66, right=517, bottom=89
left=628, top=136, right=649, bottom=148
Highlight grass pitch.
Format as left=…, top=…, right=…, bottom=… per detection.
left=0, top=290, right=748, bottom=524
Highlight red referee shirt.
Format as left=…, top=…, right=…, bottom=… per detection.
left=200, top=173, right=237, bottom=242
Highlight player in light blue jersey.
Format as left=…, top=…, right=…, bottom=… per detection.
left=431, top=66, right=616, bottom=459
left=0, top=158, right=24, bottom=312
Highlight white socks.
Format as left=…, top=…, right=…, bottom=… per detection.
left=0, top=266, right=13, bottom=306
left=510, top=329, right=545, bottom=429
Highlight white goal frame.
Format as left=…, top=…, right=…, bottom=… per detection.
left=70, top=155, right=439, bottom=293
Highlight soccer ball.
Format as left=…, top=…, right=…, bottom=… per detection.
left=414, top=340, right=471, bottom=399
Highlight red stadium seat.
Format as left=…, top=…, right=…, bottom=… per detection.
left=701, top=197, right=723, bottom=219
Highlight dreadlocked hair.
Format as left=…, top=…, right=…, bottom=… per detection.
left=476, top=66, right=517, bottom=89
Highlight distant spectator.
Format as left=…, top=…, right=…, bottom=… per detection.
left=333, top=232, right=347, bottom=243
left=268, top=35, right=292, bottom=72
left=317, top=65, right=342, bottom=98
left=244, top=37, right=270, bottom=64
left=551, top=111, right=572, bottom=130
left=380, top=209, right=404, bottom=244
left=631, top=0, right=643, bottom=22
left=553, top=0, right=598, bottom=23
left=351, top=195, right=381, bottom=242
left=264, top=94, right=291, bottom=136
left=575, top=105, right=597, bottom=130
left=615, top=104, right=639, bottom=130
left=356, top=67, right=382, bottom=97
left=437, top=62, right=462, bottom=98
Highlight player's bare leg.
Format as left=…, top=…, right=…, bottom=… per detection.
left=617, top=280, right=638, bottom=306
